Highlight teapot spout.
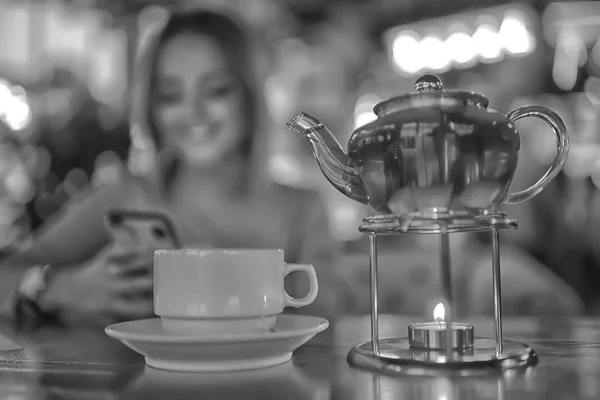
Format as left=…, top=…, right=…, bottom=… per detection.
left=287, top=112, right=368, bottom=204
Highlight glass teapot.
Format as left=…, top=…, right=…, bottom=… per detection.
left=287, top=74, right=569, bottom=216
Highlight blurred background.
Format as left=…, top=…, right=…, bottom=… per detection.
left=1, top=0, right=600, bottom=313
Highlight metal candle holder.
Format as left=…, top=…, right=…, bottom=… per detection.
left=346, top=211, right=538, bottom=375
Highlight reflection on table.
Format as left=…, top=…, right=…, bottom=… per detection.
left=0, top=314, right=599, bottom=399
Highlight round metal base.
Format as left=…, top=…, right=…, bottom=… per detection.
left=348, top=337, right=537, bottom=377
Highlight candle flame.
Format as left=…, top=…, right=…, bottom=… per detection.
left=433, top=302, right=445, bottom=322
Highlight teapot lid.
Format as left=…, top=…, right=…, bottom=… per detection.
left=373, top=74, right=490, bottom=116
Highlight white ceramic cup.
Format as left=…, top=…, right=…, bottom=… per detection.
left=154, top=249, right=319, bottom=334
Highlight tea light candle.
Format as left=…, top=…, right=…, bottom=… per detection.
left=408, top=303, right=474, bottom=350
left=408, top=321, right=474, bottom=350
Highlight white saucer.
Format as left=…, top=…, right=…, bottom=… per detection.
left=105, top=314, right=328, bottom=372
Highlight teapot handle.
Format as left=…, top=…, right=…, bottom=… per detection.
left=503, top=105, right=570, bottom=204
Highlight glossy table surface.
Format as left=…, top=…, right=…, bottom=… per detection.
left=0, top=314, right=599, bottom=399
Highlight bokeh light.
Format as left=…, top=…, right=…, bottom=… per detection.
left=388, top=8, right=536, bottom=76
left=392, top=30, right=422, bottom=75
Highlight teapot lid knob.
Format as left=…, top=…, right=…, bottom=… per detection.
left=414, top=74, right=443, bottom=92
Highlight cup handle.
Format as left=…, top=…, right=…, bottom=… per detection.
left=503, top=105, right=570, bottom=204
left=283, top=263, right=319, bottom=308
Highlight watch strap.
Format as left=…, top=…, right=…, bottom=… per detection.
left=15, top=265, right=61, bottom=328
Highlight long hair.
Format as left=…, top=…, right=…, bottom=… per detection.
left=129, top=7, right=271, bottom=197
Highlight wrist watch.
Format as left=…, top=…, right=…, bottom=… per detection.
left=15, top=264, right=61, bottom=326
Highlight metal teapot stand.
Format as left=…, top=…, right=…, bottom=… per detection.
left=347, top=211, right=538, bottom=376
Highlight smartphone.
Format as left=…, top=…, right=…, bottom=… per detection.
left=103, top=209, right=182, bottom=251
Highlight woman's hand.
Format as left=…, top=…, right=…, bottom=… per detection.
left=39, top=243, right=155, bottom=326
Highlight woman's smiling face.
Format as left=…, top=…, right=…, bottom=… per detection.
left=152, top=32, right=247, bottom=167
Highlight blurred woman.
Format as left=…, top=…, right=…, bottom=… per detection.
left=0, top=7, right=346, bottom=327
left=512, top=172, right=600, bottom=314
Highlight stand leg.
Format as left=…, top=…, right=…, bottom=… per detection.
left=440, top=226, right=453, bottom=359
left=491, top=229, right=504, bottom=355
left=369, top=234, right=379, bottom=356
